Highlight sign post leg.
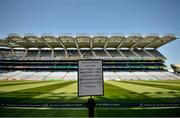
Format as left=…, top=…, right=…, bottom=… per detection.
left=87, top=96, right=95, bottom=118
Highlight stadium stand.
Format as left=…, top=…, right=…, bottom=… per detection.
left=46, top=71, right=67, bottom=80
left=64, top=71, right=77, bottom=80
left=171, top=64, right=180, bottom=74
left=0, top=34, right=179, bottom=80
left=54, top=50, right=66, bottom=60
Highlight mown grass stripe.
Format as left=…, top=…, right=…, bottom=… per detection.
left=140, top=80, right=180, bottom=87
left=95, top=82, right=160, bottom=103
left=108, top=81, right=180, bottom=101
left=121, top=81, right=180, bottom=91
left=33, top=83, right=77, bottom=98
left=33, top=81, right=162, bottom=103
left=0, top=80, right=51, bottom=87
left=1, top=80, right=180, bottom=104
left=34, top=82, right=91, bottom=103
left=0, top=81, right=61, bottom=92
left=0, top=81, right=75, bottom=103
left=148, top=80, right=180, bottom=84
left=33, top=83, right=77, bottom=99
left=22, top=81, right=76, bottom=103
left=0, top=80, right=31, bottom=84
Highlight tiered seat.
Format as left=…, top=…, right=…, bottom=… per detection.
left=12, top=71, right=35, bottom=80
left=67, top=50, right=80, bottom=59
left=147, top=71, right=173, bottom=80
left=134, top=50, right=152, bottom=57
left=14, top=50, right=25, bottom=60
left=25, top=50, right=38, bottom=60
left=1, top=71, right=179, bottom=81
left=0, top=50, right=13, bottom=60
left=46, top=71, right=67, bottom=80
left=161, top=72, right=179, bottom=80
left=0, top=71, right=21, bottom=80
left=64, top=71, right=77, bottom=80
left=81, top=50, right=94, bottom=58
left=94, top=50, right=108, bottom=58
left=104, top=72, right=119, bottom=80
left=117, top=72, right=139, bottom=80
left=26, top=72, right=50, bottom=80
left=121, top=50, right=137, bottom=57
left=147, top=50, right=165, bottom=58
left=54, top=50, right=65, bottom=60
left=107, top=50, right=122, bottom=58
left=39, top=50, right=51, bottom=60
left=0, top=71, right=7, bottom=79
left=132, top=72, right=157, bottom=80
left=0, top=49, right=166, bottom=61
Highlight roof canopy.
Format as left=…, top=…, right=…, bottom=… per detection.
left=0, top=34, right=177, bottom=49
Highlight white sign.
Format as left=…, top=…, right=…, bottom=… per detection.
left=78, top=60, right=104, bottom=96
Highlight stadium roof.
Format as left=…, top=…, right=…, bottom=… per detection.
left=0, top=34, right=177, bottom=49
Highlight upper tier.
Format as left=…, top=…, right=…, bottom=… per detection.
left=0, top=49, right=165, bottom=61
left=0, top=34, right=177, bottom=49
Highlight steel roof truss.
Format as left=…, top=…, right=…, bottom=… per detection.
left=117, top=37, right=126, bottom=49
left=8, top=38, right=27, bottom=48
left=40, top=37, right=53, bottom=49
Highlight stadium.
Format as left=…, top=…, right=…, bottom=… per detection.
left=0, top=33, right=180, bottom=117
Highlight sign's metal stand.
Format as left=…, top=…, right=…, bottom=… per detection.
left=87, top=96, right=95, bottom=118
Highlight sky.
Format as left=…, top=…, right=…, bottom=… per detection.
left=0, top=0, right=180, bottom=68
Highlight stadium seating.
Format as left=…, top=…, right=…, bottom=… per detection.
left=26, top=72, right=51, bottom=80
left=67, top=50, right=80, bottom=59
left=121, top=50, right=137, bottom=57
left=131, top=72, right=157, bottom=80
left=94, top=50, right=109, bottom=58
left=0, top=50, right=13, bottom=60
left=117, top=72, right=139, bottom=80
left=64, top=71, right=77, bottom=80
left=164, top=71, right=180, bottom=79
left=134, top=50, right=152, bottom=57
left=24, top=50, right=38, bottom=60
left=14, top=50, right=25, bottom=60
left=107, top=50, right=123, bottom=58
left=12, top=71, right=36, bottom=80
left=0, top=49, right=166, bottom=60
left=147, top=50, right=165, bottom=59
left=81, top=50, right=95, bottom=58
left=104, top=72, right=120, bottom=80
left=39, top=50, right=51, bottom=60
left=0, top=34, right=178, bottom=81
left=1, top=71, right=21, bottom=80
left=0, top=71, right=179, bottom=80
left=46, top=71, right=67, bottom=80
left=54, top=50, right=66, bottom=60
left=148, top=71, right=179, bottom=80
left=0, top=71, right=8, bottom=80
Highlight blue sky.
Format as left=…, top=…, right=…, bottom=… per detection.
left=0, top=0, right=179, bottom=68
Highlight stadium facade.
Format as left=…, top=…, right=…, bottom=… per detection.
left=0, top=34, right=179, bottom=80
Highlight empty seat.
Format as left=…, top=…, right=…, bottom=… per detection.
left=39, top=50, right=51, bottom=60
left=54, top=50, right=65, bottom=60
left=46, top=72, right=67, bottom=80
left=64, top=71, right=77, bottom=80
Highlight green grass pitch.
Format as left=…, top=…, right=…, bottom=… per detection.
left=0, top=80, right=180, bottom=117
